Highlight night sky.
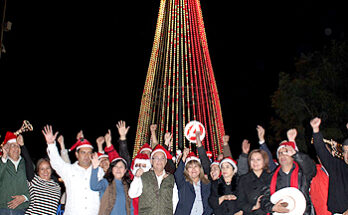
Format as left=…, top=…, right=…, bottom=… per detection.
left=1, top=0, right=347, bottom=162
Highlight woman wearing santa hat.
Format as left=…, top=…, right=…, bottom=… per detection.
left=174, top=148, right=212, bottom=215
left=208, top=156, right=243, bottom=215
left=90, top=152, right=133, bottom=215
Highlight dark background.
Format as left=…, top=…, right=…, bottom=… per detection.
left=1, top=0, right=347, bottom=162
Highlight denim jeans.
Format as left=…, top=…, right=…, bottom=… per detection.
left=0, top=209, right=25, bottom=215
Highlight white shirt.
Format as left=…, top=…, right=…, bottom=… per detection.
left=190, top=181, right=203, bottom=215
left=128, top=169, right=179, bottom=214
left=47, top=143, right=104, bottom=215
left=1, top=156, right=22, bottom=171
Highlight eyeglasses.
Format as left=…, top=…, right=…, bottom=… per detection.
left=152, top=157, right=166, bottom=162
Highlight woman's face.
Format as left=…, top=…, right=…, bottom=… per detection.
left=38, top=161, right=52, bottom=181
left=250, top=152, right=265, bottom=172
left=186, top=162, right=201, bottom=180
left=221, top=162, right=234, bottom=179
left=210, top=164, right=220, bottom=180
left=112, top=161, right=127, bottom=180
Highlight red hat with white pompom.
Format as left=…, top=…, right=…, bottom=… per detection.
left=69, top=138, right=93, bottom=151
left=219, top=157, right=238, bottom=173
left=138, top=143, right=152, bottom=154
left=97, top=152, right=108, bottom=160
left=276, top=141, right=298, bottom=158
left=151, top=144, right=172, bottom=160
left=2, top=131, right=17, bottom=146
left=185, top=152, right=200, bottom=165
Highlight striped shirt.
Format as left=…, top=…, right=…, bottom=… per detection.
left=25, top=175, right=61, bottom=215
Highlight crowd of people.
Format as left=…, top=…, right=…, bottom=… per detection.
left=0, top=118, right=347, bottom=215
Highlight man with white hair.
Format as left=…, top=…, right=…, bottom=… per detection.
left=129, top=144, right=178, bottom=214
left=0, top=132, right=30, bottom=215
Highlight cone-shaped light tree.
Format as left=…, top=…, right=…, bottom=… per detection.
left=134, top=0, right=225, bottom=159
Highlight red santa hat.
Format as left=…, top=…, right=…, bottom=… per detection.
left=97, top=152, right=108, bottom=160
left=131, top=153, right=151, bottom=175
left=219, top=157, right=238, bottom=173
left=276, top=141, right=298, bottom=158
left=2, top=131, right=17, bottom=146
left=210, top=160, right=220, bottom=168
left=69, top=138, right=93, bottom=152
left=138, top=143, right=152, bottom=154
left=185, top=152, right=201, bottom=165
left=106, top=148, right=126, bottom=165
left=109, top=152, right=127, bottom=166
left=206, top=151, right=213, bottom=159
left=150, top=144, right=173, bottom=160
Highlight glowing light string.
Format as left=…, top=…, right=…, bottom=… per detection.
left=134, top=0, right=225, bottom=158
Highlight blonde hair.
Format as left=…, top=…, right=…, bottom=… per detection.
left=183, top=160, right=210, bottom=184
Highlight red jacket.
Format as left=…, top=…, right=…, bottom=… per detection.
left=310, top=164, right=330, bottom=215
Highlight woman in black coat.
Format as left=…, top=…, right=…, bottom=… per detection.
left=209, top=157, right=242, bottom=215
left=237, top=149, right=272, bottom=215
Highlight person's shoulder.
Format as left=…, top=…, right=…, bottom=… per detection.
left=239, top=171, right=252, bottom=179
left=211, top=177, right=222, bottom=185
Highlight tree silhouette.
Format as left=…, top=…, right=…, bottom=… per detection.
left=271, top=41, right=348, bottom=152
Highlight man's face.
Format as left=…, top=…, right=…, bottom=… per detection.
left=151, top=152, right=167, bottom=172
left=343, top=145, right=348, bottom=165
left=7, top=142, right=21, bottom=161
left=278, top=147, right=294, bottom=167
left=75, top=147, right=93, bottom=168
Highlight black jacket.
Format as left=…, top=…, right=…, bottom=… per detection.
left=237, top=170, right=271, bottom=215
left=313, top=132, right=348, bottom=213
left=209, top=176, right=239, bottom=215
left=260, top=152, right=316, bottom=215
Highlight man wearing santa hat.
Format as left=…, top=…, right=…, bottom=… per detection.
left=0, top=132, right=30, bottom=215
left=128, top=144, right=178, bottom=214
left=261, top=128, right=317, bottom=215
left=42, top=125, right=104, bottom=215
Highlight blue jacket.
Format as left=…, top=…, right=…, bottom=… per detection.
left=174, top=160, right=213, bottom=215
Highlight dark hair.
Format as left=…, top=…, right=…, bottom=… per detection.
left=104, top=159, right=131, bottom=185
left=247, top=149, right=270, bottom=173
left=36, top=158, right=52, bottom=175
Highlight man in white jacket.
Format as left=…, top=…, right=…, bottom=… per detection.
left=42, top=125, right=104, bottom=215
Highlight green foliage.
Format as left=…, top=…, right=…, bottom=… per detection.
left=270, top=41, right=348, bottom=152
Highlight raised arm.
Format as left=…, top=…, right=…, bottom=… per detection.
left=116, top=121, right=131, bottom=167
left=196, top=130, right=211, bottom=175
left=310, top=117, right=335, bottom=172
left=237, top=139, right=250, bottom=176
left=163, top=132, right=176, bottom=174
left=174, top=148, right=189, bottom=188
left=150, top=124, right=158, bottom=148
left=18, top=134, right=35, bottom=182
left=257, top=125, right=277, bottom=172
left=43, top=125, right=70, bottom=180
left=57, top=135, right=71, bottom=164
left=90, top=153, right=108, bottom=192
left=222, top=135, right=232, bottom=158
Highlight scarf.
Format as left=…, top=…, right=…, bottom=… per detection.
left=270, top=161, right=299, bottom=195
left=98, top=180, right=131, bottom=215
